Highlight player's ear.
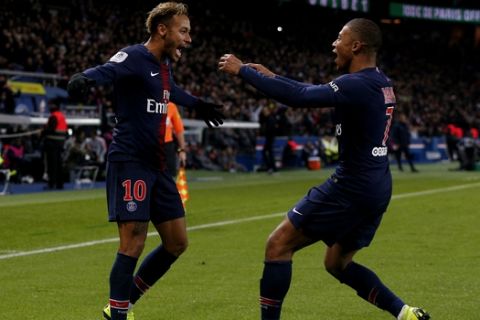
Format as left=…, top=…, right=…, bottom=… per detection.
left=156, top=23, right=168, bottom=37
left=351, top=40, right=363, bottom=54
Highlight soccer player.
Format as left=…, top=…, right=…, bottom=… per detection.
left=219, top=18, right=430, bottom=320
left=67, top=3, right=224, bottom=320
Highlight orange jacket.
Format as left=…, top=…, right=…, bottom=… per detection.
left=45, top=110, right=68, bottom=140
left=52, top=110, right=68, bottom=132
left=165, top=102, right=184, bottom=143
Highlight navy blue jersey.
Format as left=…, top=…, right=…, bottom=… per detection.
left=83, top=44, right=198, bottom=170
left=240, top=66, right=396, bottom=199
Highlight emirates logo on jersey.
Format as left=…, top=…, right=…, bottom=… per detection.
left=163, top=90, right=170, bottom=103
left=146, top=98, right=168, bottom=114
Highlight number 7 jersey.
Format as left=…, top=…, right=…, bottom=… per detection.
left=239, top=65, right=397, bottom=198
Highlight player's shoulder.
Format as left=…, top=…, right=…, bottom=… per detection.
left=359, top=67, right=393, bottom=87
left=108, top=44, right=144, bottom=63
left=337, top=68, right=392, bottom=89
left=329, top=73, right=363, bottom=92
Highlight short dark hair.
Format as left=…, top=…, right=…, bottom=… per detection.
left=145, top=2, right=189, bottom=34
left=346, top=18, right=382, bottom=52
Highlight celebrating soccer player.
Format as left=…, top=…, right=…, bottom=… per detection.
left=67, top=3, right=224, bottom=320
left=219, top=18, right=429, bottom=320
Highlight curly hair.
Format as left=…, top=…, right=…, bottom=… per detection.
left=145, top=2, right=189, bottom=34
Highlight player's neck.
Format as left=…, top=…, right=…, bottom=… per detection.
left=144, top=37, right=164, bottom=61
left=349, top=55, right=376, bottom=73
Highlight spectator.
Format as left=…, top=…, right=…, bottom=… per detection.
left=457, top=129, right=479, bottom=171
left=390, top=113, right=418, bottom=172
left=42, top=102, right=68, bottom=189
left=64, top=129, right=87, bottom=182
left=259, top=105, right=277, bottom=173
left=1, top=138, right=25, bottom=182
left=0, top=0, right=478, bottom=172
left=0, top=75, right=18, bottom=114
left=82, top=129, right=107, bottom=165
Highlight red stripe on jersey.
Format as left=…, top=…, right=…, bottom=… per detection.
left=156, top=63, right=170, bottom=170
left=160, top=62, right=171, bottom=95
left=109, top=299, right=129, bottom=309
left=134, top=275, right=150, bottom=293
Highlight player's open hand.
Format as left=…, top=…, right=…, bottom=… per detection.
left=67, top=73, right=95, bottom=100
left=196, top=100, right=225, bottom=128
left=218, top=54, right=244, bottom=75
left=246, top=63, right=276, bottom=78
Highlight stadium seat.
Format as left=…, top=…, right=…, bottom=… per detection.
left=73, top=165, right=99, bottom=189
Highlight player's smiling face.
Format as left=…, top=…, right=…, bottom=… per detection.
left=164, top=14, right=191, bottom=62
left=332, top=26, right=354, bottom=72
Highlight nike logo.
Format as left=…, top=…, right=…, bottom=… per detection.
left=292, top=207, right=303, bottom=215
left=150, top=72, right=159, bottom=77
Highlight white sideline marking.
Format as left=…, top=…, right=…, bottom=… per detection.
left=1, top=182, right=479, bottom=261
left=0, top=213, right=285, bottom=261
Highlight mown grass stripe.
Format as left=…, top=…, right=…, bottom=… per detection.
left=0, top=182, right=479, bottom=261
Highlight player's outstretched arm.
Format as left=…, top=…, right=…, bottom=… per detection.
left=246, top=63, right=276, bottom=78
left=218, top=54, right=244, bottom=75
left=170, top=83, right=225, bottom=128
left=219, top=54, right=334, bottom=108
left=194, top=100, right=225, bottom=128
left=67, top=73, right=96, bottom=101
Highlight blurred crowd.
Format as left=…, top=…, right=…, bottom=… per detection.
left=1, top=0, right=479, bottom=180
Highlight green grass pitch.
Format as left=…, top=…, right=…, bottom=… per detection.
left=0, top=163, right=479, bottom=319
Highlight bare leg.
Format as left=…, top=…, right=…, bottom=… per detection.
left=117, top=221, right=149, bottom=258
left=154, top=217, right=188, bottom=256
left=260, top=218, right=316, bottom=320
left=109, top=221, right=148, bottom=319
left=324, top=243, right=405, bottom=318
left=129, top=217, right=188, bottom=304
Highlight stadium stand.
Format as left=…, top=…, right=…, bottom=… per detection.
left=1, top=0, right=479, bottom=184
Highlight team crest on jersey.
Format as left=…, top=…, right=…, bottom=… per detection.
left=126, top=201, right=137, bottom=212
left=109, top=51, right=128, bottom=63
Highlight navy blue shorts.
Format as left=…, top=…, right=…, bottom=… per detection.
left=287, top=180, right=390, bottom=252
left=106, top=161, right=185, bottom=224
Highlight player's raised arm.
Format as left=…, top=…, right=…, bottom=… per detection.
left=219, top=54, right=334, bottom=108
left=67, top=50, right=133, bottom=100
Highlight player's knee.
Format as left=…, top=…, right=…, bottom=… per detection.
left=324, top=258, right=344, bottom=278
left=119, top=240, right=145, bottom=258
left=265, top=234, right=289, bottom=260
left=164, top=238, right=188, bottom=257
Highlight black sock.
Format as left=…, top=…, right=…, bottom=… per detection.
left=109, top=253, right=138, bottom=320
left=260, top=260, right=292, bottom=320
left=129, top=246, right=178, bottom=304
left=337, top=262, right=404, bottom=317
